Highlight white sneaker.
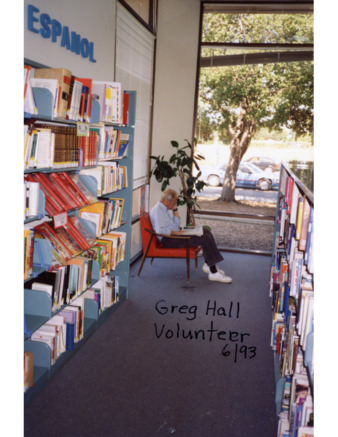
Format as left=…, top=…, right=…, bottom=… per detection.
left=208, top=271, right=232, bottom=283
left=202, top=263, right=225, bottom=275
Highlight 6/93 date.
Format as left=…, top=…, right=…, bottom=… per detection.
left=222, top=343, right=257, bottom=363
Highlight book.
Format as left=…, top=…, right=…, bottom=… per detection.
left=24, top=228, right=35, bottom=280
left=25, top=174, right=62, bottom=216
left=25, top=181, right=40, bottom=218
left=54, top=226, right=83, bottom=257
left=34, top=222, right=71, bottom=266
left=76, top=77, right=93, bottom=122
left=122, top=91, right=129, bottom=125
left=30, top=77, right=59, bottom=118
left=78, top=201, right=107, bottom=236
left=24, top=65, right=37, bottom=114
left=79, top=166, right=104, bottom=196
left=24, top=351, right=34, bottom=391
left=67, top=76, right=83, bottom=121
left=66, top=172, right=97, bottom=204
left=49, top=172, right=85, bottom=208
left=34, top=68, right=72, bottom=119
left=31, top=329, right=56, bottom=365
left=34, top=172, right=73, bottom=211
left=295, top=197, right=304, bottom=240
left=109, top=198, right=124, bottom=229
left=78, top=128, right=98, bottom=167
left=181, top=225, right=204, bottom=236
left=117, top=133, right=129, bottom=158
left=30, top=121, right=79, bottom=169
left=47, top=173, right=80, bottom=210
left=91, top=81, right=122, bottom=123
left=299, top=199, right=311, bottom=251
left=45, top=315, right=67, bottom=356
left=95, top=239, right=113, bottom=273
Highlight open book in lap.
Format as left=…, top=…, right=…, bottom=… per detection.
left=180, top=225, right=204, bottom=236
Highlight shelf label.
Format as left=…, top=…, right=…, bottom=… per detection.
left=77, top=122, right=90, bottom=137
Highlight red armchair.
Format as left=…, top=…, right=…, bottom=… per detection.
left=137, top=213, right=202, bottom=282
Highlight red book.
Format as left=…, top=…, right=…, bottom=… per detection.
left=64, top=218, right=91, bottom=251
left=33, top=173, right=72, bottom=211
left=76, top=78, right=92, bottom=122
left=25, top=174, right=62, bottom=215
left=34, top=221, right=73, bottom=262
left=49, top=173, right=84, bottom=208
left=60, top=172, right=91, bottom=205
left=48, top=173, right=79, bottom=209
left=123, top=92, right=129, bottom=125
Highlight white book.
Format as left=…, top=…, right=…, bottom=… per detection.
left=35, top=129, right=53, bottom=168
left=31, top=330, right=56, bottom=364
left=181, top=225, right=204, bottom=236
left=31, top=282, right=53, bottom=297
left=289, top=183, right=300, bottom=224
left=26, top=181, right=40, bottom=217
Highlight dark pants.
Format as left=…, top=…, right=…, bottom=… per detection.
left=161, top=227, right=224, bottom=267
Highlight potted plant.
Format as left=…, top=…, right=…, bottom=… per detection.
left=150, top=139, right=207, bottom=225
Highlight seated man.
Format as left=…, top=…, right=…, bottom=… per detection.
left=149, top=188, right=232, bottom=283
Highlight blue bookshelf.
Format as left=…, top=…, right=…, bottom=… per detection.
left=24, top=70, right=136, bottom=404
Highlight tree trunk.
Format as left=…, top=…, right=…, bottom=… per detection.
left=219, top=103, right=256, bottom=202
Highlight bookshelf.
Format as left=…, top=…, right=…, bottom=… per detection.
left=24, top=65, right=136, bottom=404
left=270, top=164, right=314, bottom=436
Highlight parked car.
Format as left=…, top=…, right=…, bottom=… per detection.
left=200, top=161, right=280, bottom=191
left=247, top=156, right=280, bottom=172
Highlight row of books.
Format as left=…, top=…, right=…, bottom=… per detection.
left=24, top=66, right=129, bottom=125
left=24, top=181, right=40, bottom=220
left=95, top=125, right=129, bottom=160
left=271, top=291, right=313, bottom=379
left=24, top=171, right=96, bottom=217
left=80, top=162, right=128, bottom=196
left=24, top=121, right=101, bottom=170
left=276, top=173, right=313, bottom=274
left=25, top=275, right=119, bottom=380
left=30, top=217, right=126, bottom=278
left=79, top=198, right=124, bottom=237
left=277, top=372, right=313, bottom=437
left=24, top=121, right=129, bottom=171
left=33, top=217, right=95, bottom=268
left=24, top=122, right=79, bottom=170
left=25, top=255, right=95, bottom=312
left=30, top=305, right=83, bottom=365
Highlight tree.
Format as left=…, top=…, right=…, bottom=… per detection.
left=199, top=13, right=313, bottom=201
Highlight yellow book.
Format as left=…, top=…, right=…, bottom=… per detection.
left=79, top=201, right=106, bottom=236
left=295, top=197, right=304, bottom=240
left=96, top=239, right=113, bottom=272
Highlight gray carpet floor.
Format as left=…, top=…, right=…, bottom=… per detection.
left=24, top=252, right=277, bottom=437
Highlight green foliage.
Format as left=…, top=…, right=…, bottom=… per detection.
left=150, top=139, right=207, bottom=224
left=198, top=13, right=313, bottom=143
left=202, top=13, right=313, bottom=45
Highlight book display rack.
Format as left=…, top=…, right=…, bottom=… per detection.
left=24, top=65, right=136, bottom=404
left=270, top=164, right=314, bottom=437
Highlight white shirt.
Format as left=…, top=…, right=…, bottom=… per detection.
left=149, top=201, right=181, bottom=240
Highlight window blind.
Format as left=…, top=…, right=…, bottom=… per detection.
left=116, top=3, right=155, bottom=189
